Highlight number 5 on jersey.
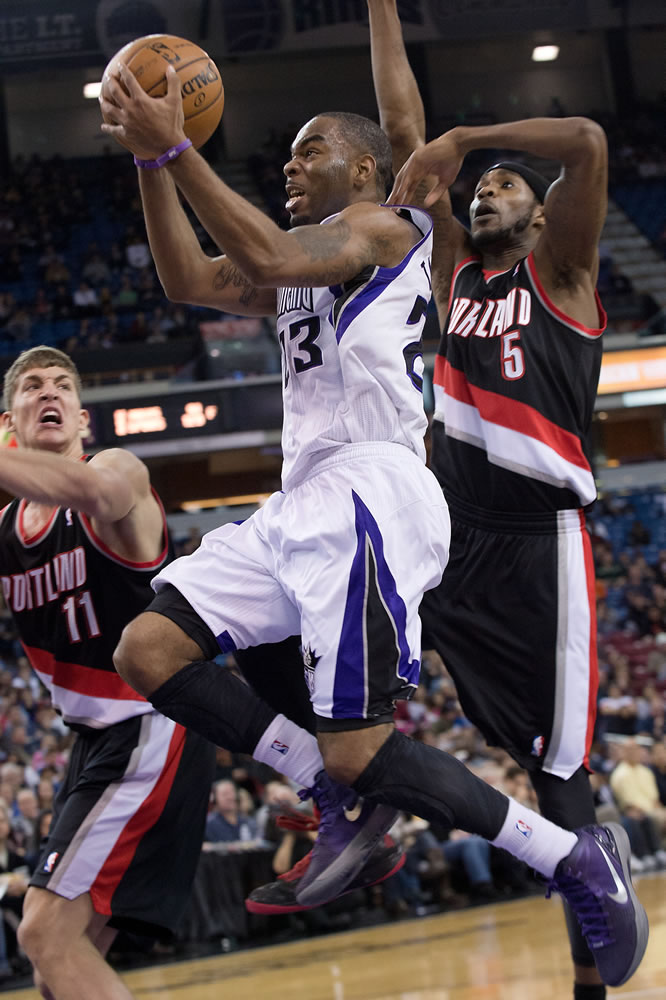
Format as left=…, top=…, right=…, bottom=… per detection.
left=501, top=330, right=526, bottom=381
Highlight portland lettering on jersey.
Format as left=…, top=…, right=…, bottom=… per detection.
left=277, top=286, right=314, bottom=319
left=1, top=546, right=86, bottom=612
left=447, top=287, right=532, bottom=339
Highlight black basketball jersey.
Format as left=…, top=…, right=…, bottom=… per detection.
left=430, top=251, right=606, bottom=514
left=0, top=488, right=171, bottom=729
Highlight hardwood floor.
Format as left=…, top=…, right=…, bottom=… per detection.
left=3, top=872, right=665, bottom=998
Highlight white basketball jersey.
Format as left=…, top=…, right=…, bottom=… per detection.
left=276, top=206, right=433, bottom=490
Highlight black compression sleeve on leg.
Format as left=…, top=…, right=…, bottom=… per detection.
left=353, top=729, right=509, bottom=840
left=149, top=659, right=278, bottom=753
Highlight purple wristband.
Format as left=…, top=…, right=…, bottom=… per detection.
left=134, top=138, right=192, bottom=169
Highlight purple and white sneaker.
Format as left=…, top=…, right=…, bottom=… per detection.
left=294, top=770, right=398, bottom=907
left=548, top=823, right=648, bottom=987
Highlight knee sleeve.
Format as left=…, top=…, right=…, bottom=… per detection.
left=150, top=659, right=277, bottom=754
left=353, top=729, right=508, bottom=840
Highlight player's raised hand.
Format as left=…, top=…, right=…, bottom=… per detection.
left=388, top=132, right=464, bottom=207
left=100, top=63, right=186, bottom=161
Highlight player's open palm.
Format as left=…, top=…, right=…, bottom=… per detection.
left=100, top=62, right=186, bottom=161
left=389, top=133, right=464, bottom=207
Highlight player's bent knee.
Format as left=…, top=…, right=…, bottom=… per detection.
left=18, top=906, right=48, bottom=964
left=114, top=612, right=193, bottom=697
left=114, top=615, right=162, bottom=696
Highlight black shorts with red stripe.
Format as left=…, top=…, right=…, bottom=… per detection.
left=420, top=495, right=598, bottom=780
left=30, top=711, right=215, bottom=938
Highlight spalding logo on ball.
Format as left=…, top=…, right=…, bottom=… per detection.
left=102, top=34, right=224, bottom=149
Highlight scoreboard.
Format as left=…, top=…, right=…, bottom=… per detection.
left=84, top=378, right=284, bottom=451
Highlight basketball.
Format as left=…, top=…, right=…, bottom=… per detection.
left=102, top=34, right=224, bottom=150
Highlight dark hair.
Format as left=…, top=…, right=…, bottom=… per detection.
left=318, top=111, right=393, bottom=198
left=485, top=161, right=550, bottom=204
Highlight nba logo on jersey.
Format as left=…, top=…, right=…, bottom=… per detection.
left=43, top=851, right=60, bottom=873
left=271, top=740, right=289, bottom=756
left=515, top=819, right=533, bottom=840
left=531, top=735, right=545, bottom=758
left=65, top=508, right=73, bottom=526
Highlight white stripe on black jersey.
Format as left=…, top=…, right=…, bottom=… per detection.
left=431, top=252, right=606, bottom=513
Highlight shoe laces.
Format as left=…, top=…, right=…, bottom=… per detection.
left=299, top=778, right=357, bottom=837
left=279, top=852, right=312, bottom=883
left=546, top=874, right=614, bottom=946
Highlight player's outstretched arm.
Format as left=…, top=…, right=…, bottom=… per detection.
left=102, top=63, right=415, bottom=286
left=0, top=444, right=149, bottom=524
left=392, top=117, right=607, bottom=276
left=368, top=0, right=425, bottom=169
left=100, top=68, right=274, bottom=316
left=368, top=0, right=465, bottom=321
left=137, top=168, right=275, bottom=317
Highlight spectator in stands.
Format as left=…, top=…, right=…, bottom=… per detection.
left=72, top=281, right=99, bottom=318
left=81, top=244, right=111, bottom=287
left=25, top=809, right=53, bottom=876
left=595, top=543, right=624, bottom=582
left=649, top=739, right=666, bottom=835
left=0, top=293, right=16, bottom=324
left=51, top=283, right=73, bottom=321
left=31, top=287, right=52, bottom=322
left=0, top=802, right=28, bottom=980
left=203, top=779, right=260, bottom=847
left=598, top=681, right=638, bottom=737
left=609, top=738, right=666, bottom=869
left=385, top=812, right=448, bottom=915
left=254, top=779, right=302, bottom=843
left=35, top=774, right=57, bottom=814
left=112, top=273, right=138, bottom=311
left=42, top=257, right=71, bottom=287
left=10, top=790, right=38, bottom=858
left=5, top=309, right=32, bottom=345
left=124, top=227, right=152, bottom=270
left=37, top=244, right=62, bottom=274
left=438, top=828, right=497, bottom=903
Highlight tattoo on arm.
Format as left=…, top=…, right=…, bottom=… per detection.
left=292, top=219, right=353, bottom=262
left=213, top=260, right=259, bottom=307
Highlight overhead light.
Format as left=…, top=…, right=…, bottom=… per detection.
left=532, top=45, right=559, bottom=62
left=83, top=81, right=102, bottom=99
left=622, top=388, right=666, bottom=407
left=180, top=493, right=270, bottom=511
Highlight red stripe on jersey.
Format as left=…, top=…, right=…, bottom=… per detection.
left=90, top=723, right=186, bottom=915
left=23, top=643, right=147, bottom=703
left=435, top=356, right=589, bottom=471
left=581, top=512, right=599, bottom=770
left=526, top=254, right=606, bottom=338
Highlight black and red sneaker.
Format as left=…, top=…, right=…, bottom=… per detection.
left=246, top=835, right=405, bottom=915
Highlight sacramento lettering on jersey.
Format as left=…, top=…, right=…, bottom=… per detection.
left=277, top=287, right=314, bottom=319
left=1, top=546, right=86, bottom=612
left=448, top=288, right=532, bottom=338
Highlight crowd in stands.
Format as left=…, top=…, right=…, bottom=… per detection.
left=0, top=485, right=661, bottom=980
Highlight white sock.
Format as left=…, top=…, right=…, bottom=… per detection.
left=491, top=796, right=578, bottom=878
left=253, top=714, right=323, bottom=789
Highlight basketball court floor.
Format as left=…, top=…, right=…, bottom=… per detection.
left=3, top=872, right=665, bottom=999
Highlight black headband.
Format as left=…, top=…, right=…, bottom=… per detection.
left=486, top=161, right=550, bottom=203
